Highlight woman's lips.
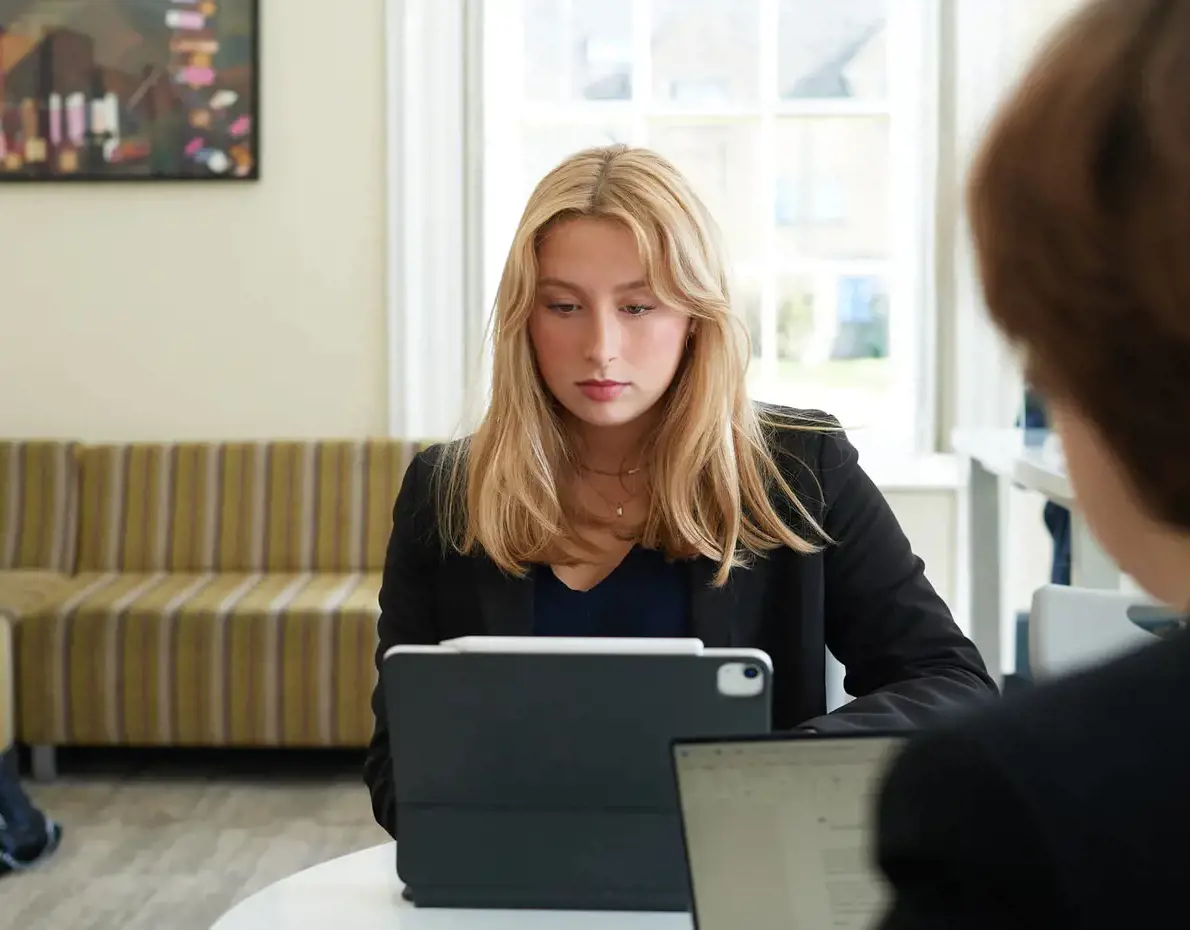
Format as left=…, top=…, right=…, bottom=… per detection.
left=577, top=381, right=628, bottom=402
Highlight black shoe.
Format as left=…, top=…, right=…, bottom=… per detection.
left=0, top=814, right=62, bottom=876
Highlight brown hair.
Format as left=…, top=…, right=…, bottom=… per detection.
left=968, top=0, right=1190, bottom=530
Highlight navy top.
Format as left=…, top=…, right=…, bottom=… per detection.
left=533, top=546, right=690, bottom=638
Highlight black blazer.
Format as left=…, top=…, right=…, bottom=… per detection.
left=876, top=625, right=1190, bottom=930
left=364, top=409, right=997, bottom=838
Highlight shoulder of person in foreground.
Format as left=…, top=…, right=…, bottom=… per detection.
left=876, top=628, right=1190, bottom=930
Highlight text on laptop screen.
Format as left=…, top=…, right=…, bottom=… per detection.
left=674, top=736, right=905, bottom=930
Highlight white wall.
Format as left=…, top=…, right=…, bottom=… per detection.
left=0, top=0, right=389, bottom=441
left=887, top=490, right=957, bottom=607
left=883, top=486, right=1051, bottom=623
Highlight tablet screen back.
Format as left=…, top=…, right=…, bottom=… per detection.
left=674, top=735, right=905, bottom=930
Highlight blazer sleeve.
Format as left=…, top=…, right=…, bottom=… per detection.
left=876, top=728, right=1063, bottom=929
left=362, top=448, right=443, bottom=839
left=799, top=425, right=998, bottom=733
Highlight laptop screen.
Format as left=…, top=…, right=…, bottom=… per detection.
left=674, top=735, right=906, bottom=930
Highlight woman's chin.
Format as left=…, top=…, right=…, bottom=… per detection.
left=560, top=394, right=657, bottom=431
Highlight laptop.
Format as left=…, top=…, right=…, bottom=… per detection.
left=383, top=636, right=775, bottom=911
left=672, top=732, right=907, bottom=930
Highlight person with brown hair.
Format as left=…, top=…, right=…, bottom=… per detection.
left=876, top=1, right=1190, bottom=927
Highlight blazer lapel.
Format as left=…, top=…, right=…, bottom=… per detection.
left=687, top=557, right=736, bottom=647
left=474, top=557, right=535, bottom=636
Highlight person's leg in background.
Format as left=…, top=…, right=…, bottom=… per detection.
left=1044, top=501, right=1072, bottom=586
left=0, top=747, right=62, bottom=876
left=1004, top=388, right=1072, bottom=694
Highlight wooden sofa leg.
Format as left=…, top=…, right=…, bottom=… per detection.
left=30, top=745, right=57, bottom=781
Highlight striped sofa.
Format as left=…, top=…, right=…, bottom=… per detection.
left=0, top=439, right=425, bottom=776
left=0, top=441, right=80, bottom=770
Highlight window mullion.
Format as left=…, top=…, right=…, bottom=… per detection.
left=757, top=0, right=779, bottom=373
left=631, top=0, right=652, bottom=145
left=561, top=0, right=575, bottom=100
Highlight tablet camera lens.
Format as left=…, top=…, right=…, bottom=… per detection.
left=743, top=665, right=759, bottom=680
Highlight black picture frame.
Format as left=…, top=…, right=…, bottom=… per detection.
left=0, top=0, right=260, bottom=182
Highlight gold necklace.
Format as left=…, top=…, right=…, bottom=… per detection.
left=587, top=483, right=632, bottom=518
left=581, top=463, right=643, bottom=478
left=583, top=473, right=647, bottom=518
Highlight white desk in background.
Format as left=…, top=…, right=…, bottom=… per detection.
left=953, top=429, right=1123, bottom=681
left=211, top=843, right=692, bottom=930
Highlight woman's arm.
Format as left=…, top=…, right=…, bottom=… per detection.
left=363, top=447, right=443, bottom=838
left=800, top=423, right=999, bottom=733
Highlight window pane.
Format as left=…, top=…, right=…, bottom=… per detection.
left=524, top=0, right=633, bottom=102
left=750, top=272, right=894, bottom=429
left=732, top=276, right=763, bottom=360
left=649, top=120, right=763, bottom=259
left=772, top=272, right=890, bottom=363
left=775, top=275, right=817, bottom=363
left=652, top=0, right=760, bottom=105
left=518, top=122, right=634, bottom=201
left=773, top=117, right=889, bottom=263
left=777, top=0, right=887, bottom=101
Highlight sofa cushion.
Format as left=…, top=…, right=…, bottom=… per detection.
left=0, top=442, right=78, bottom=572
left=76, top=441, right=427, bottom=573
left=17, top=571, right=383, bottom=747
left=0, top=570, right=72, bottom=618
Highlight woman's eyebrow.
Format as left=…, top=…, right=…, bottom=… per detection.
left=536, top=277, right=650, bottom=293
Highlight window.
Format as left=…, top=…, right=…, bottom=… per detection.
left=479, top=0, right=938, bottom=455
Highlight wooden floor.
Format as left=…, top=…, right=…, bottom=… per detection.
left=5, top=747, right=386, bottom=930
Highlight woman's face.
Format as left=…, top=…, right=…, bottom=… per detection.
left=529, top=216, right=691, bottom=437
left=1051, top=399, right=1190, bottom=607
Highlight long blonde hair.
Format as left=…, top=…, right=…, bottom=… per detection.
left=440, top=144, right=829, bottom=585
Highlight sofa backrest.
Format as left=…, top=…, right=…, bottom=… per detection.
left=75, top=440, right=429, bottom=573
left=0, top=441, right=79, bottom=572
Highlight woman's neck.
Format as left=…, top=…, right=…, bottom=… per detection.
left=568, top=413, right=656, bottom=474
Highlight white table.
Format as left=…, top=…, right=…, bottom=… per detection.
left=211, top=843, right=693, bottom=930
left=954, top=428, right=1122, bottom=680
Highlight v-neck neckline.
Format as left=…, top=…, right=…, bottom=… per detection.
left=544, top=545, right=640, bottom=593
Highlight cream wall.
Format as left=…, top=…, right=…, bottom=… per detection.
left=0, top=0, right=389, bottom=441
left=0, top=0, right=1072, bottom=627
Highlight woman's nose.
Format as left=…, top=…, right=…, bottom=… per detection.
left=584, top=307, right=622, bottom=364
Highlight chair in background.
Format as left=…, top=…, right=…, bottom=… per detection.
left=1026, top=584, right=1183, bottom=682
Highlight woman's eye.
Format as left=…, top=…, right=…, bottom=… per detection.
left=623, top=304, right=655, bottom=316
left=547, top=303, right=579, bottom=314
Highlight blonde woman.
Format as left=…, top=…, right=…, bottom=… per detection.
left=364, top=145, right=995, bottom=837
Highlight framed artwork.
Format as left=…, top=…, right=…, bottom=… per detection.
left=0, top=0, right=259, bottom=181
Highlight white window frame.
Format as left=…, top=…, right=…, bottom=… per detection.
left=481, top=0, right=940, bottom=460
left=387, top=0, right=964, bottom=486
left=385, top=0, right=477, bottom=440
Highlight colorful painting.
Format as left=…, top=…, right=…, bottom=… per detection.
left=0, top=0, right=258, bottom=180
